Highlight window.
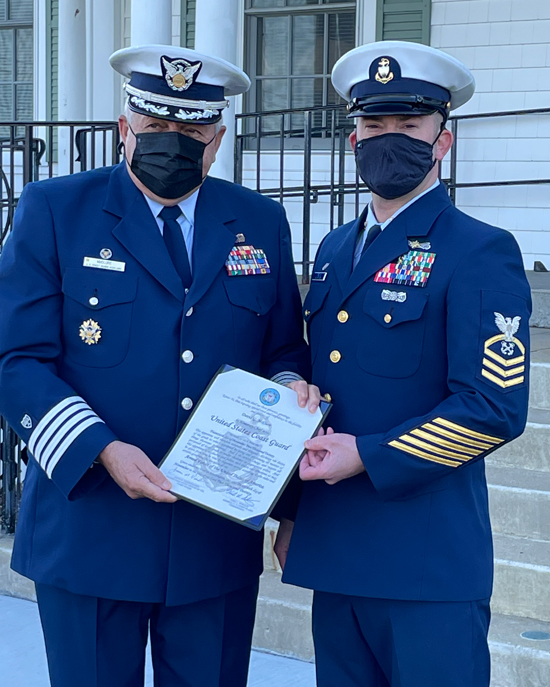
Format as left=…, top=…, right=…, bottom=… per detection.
left=0, top=0, right=33, bottom=127
left=46, top=0, right=58, bottom=123
left=245, top=0, right=356, bottom=133
left=376, top=0, right=431, bottom=45
left=181, top=0, right=196, bottom=49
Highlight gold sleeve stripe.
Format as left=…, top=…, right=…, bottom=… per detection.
left=484, top=348, right=525, bottom=368
left=432, top=418, right=503, bottom=445
left=483, top=358, right=525, bottom=379
left=398, top=435, right=471, bottom=461
left=422, top=423, right=493, bottom=451
left=482, top=369, right=525, bottom=389
left=388, top=440, right=461, bottom=468
left=410, top=429, right=482, bottom=456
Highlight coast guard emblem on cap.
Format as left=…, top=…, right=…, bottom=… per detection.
left=21, top=414, right=33, bottom=429
left=79, top=319, right=102, bottom=345
left=375, top=57, right=394, bottom=85
left=161, top=56, right=202, bottom=92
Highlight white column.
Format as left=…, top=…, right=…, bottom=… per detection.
left=58, top=0, right=87, bottom=175
left=131, top=0, right=172, bottom=45
left=88, top=0, right=118, bottom=120
left=194, top=0, right=241, bottom=181
left=58, top=0, right=87, bottom=121
left=358, top=0, right=377, bottom=45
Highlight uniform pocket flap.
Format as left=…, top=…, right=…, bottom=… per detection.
left=303, top=283, right=331, bottom=322
left=62, top=268, right=138, bottom=309
left=224, top=277, right=277, bottom=315
left=363, top=286, right=428, bottom=328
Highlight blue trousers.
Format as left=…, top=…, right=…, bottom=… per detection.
left=36, top=582, right=259, bottom=687
left=312, top=592, right=491, bottom=687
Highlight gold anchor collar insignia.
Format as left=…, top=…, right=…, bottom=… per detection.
left=375, top=57, right=394, bottom=85
left=79, top=319, right=102, bottom=345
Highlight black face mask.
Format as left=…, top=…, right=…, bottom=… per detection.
left=355, top=132, right=440, bottom=200
left=128, top=124, right=215, bottom=199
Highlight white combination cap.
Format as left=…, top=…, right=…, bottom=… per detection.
left=331, top=41, right=475, bottom=119
left=110, top=45, right=251, bottom=124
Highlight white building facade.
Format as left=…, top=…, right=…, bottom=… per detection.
left=15, top=0, right=550, bottom=269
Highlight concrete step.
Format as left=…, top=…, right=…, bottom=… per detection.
left=487, top=409, right=550, bottom=473
left=492, top=533, right=550, bottom=622
left=528, top=271, right=550, bottom=329
left=530, top=362, right=550, bottom=411
left=0, top=535, right=35, bottom=601
left=531, top=328, right=550, bottom=410
left=487, top=465, right=550, bottom=541
left=253, top=569, right=314, bottom=662
left=489, top=613, right=550, bottom=687
left=254, top=570, right=550, bottom=685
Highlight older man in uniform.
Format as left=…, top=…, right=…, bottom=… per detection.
left=0, top=46, right=315, bottom=687
left=276, top=41, right=531, bottom=687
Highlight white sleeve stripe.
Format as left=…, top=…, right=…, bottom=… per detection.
left=271, top=371, right=304, bottom=385
left=28, top=396, right=86, bottom=454
left=45, top=416, right=105, bottom=478
left=40, top=410, right=98, bottom=469
left=34, top=404, right=91, bottom=465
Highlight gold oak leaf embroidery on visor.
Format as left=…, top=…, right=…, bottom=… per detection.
left=481, top=313, right=526, bottom=389
left=387, top=417, right=504, bottom=468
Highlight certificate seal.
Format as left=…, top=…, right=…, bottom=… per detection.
left=260, top=388, right=280, bottom=406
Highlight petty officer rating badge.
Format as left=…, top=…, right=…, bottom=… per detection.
left=225, top=245, right=271, bottom=276
left=374, top=250, right=436, bottom=288
left=480, top=312, right=525, bottom=390
left=79, top=319, right=102, bottom=345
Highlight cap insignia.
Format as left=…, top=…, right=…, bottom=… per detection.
left=375, top=57, right=394, bottom=85
left=175, top=108, right=220, bottom=121
left=130, top=96, right=170, bottom=117
left=161, top=56, right=202, bottom=92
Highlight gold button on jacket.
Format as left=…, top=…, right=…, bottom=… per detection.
left=337, top=310, right=349, bottom=323
left=330, top=350, right=342, bottom=363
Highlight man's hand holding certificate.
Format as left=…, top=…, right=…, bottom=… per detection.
left=159, top=366, right=331, bottom=530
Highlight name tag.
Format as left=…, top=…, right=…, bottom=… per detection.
left=83, top=257, right=126, bottom=272
left=312, top=271, right=327, bottom=282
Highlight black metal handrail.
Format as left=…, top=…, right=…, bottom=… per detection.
left=0, top=121, right=121, bottom=533
left=2, top=108, right=550, bottom=533
left=235, top=104, right=550, bottom=280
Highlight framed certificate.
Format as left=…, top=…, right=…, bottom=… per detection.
left=159, top=365, right=331, bottom=530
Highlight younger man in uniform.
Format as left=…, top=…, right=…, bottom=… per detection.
left=277, top=41, right=531, bottom=687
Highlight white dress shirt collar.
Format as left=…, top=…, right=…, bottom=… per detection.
left=143, top=188, right=200, bottom=228
left=354, top=179, right=440, bottom=268
left=366, top=178, right=440, bottom=233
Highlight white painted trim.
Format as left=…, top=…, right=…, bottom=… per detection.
left=359, top=0, right=377, bottom=45
left=34, top=0, right=48, bottom=120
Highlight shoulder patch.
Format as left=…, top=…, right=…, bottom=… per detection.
left=477, top=292, right=529, bottom=393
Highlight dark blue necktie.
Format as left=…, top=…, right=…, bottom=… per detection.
left=160, top=205, right=192, bottom=290
left=361, top=223, right=382, bottom=256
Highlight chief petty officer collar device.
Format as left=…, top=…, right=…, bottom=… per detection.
left=331, top=41, right=475, bottom=200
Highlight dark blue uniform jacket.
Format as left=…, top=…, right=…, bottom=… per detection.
left=0, top=162, right=309, bottom=605
left=283, top=183, right=531, bottom=602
